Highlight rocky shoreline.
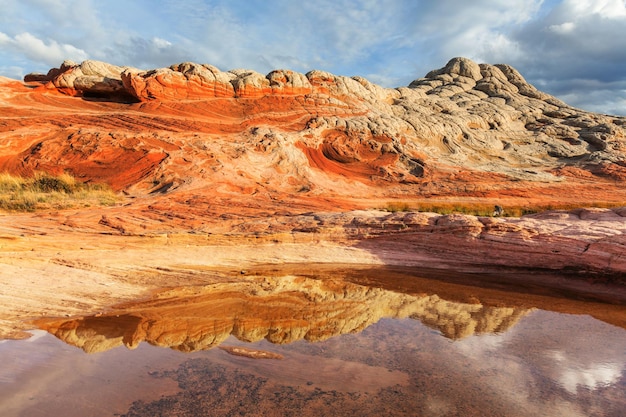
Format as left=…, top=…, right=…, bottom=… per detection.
left=1, top=205, right=625, bottom=340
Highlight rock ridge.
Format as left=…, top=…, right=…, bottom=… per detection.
left=17, top=57, right=626, bottom=192
left=25, top=59, right=394, bottom=103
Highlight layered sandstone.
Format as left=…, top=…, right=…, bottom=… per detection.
left=10, top=57, right=624, bottom=198
left=345, top=208, right=626, bottom=277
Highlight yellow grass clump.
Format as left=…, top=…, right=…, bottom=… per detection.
left=381, top=201, right=626, bottom=217
left=0, top=172, right=118, bottom=212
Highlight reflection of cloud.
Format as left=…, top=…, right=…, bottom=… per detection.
left=454, top=332, right=506, bottom=353
left=515, top=312, right=626, bottom=396
left=22, top=329, right=48, bottom=343
left=449, top=311, right=626, bottom=416
left=548, top=350, right=624, bottom=393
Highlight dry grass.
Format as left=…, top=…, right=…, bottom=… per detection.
left=0, top=172, right=119, bottom=212
left=382, top=201, right=626, bottom=217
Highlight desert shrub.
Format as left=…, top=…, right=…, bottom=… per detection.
left=0, top=173, right=25, bottom=193
left=384, top=202, right=412, bottom=212
left=0, top=191, right=38, bottom=212
left=378, top=201, right=626, bottom=217
left=33, top=172, right=77, bottom=193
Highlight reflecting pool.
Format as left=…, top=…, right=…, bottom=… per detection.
left=1, top=266, right=625, bottom=416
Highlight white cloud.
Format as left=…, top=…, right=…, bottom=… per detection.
left=485, top=0, right=626, bottom=114
left=167, top=0, right=411, bottom=74
left=556, top=82, right=626, bottom=115
left=388, top=0, right=545, bottom=80
left=549, top=21, right=576, bottom=33
left=102, top=36, right=193, bottom=70
left=152, top=37, right=172, bottom=49
left=365, top=73, right=404, bottom=89
left=0, top=31, right=88, bottom=67
left=0, top=66, right=25, bottom=81
left=566, top=0, right=626, bottom=19
left=15, top=33, right=89, bottom=65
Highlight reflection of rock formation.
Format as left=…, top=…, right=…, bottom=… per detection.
left=413, top=303, right=527, bottom=340
left=35, top=276, right=529, bottom=353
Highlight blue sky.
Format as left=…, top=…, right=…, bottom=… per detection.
left=1, top=0, right=625, bottom=115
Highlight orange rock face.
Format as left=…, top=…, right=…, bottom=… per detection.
left=7, top=57, right=624, bottom=205
left=0, top=57, right=625, bottom=281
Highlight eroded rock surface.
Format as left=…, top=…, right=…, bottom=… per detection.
left=345, top=208, right=626, bottom=279
left=11, top=57, right=626, bottom=197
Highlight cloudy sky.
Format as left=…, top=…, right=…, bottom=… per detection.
left=1, top=0, right=625, bottom=115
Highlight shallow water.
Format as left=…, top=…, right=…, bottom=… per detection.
left=1, top=267, right=625, bottom=417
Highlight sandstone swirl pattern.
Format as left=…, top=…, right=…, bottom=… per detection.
left=19, top=56, right=626, bottom=192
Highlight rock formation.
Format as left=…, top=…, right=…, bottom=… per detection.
left=346, top=208, right=626, bottom=281
left=0, top=55, right=624, bottom=297
left=23, top=59, right=141, bottom=98
left=12, top=56, right=626, bottom=196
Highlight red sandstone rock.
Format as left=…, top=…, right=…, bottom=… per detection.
left=2, top=57, right=625, bottom=281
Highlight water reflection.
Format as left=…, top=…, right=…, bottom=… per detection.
left=2, top=266, right=625, bottom=417
left=450, top=310, right=626, bottom=416
left=34, top=273, right=530, bottom=353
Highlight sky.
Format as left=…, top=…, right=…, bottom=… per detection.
left=0, top=0, right=625, bottom=115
